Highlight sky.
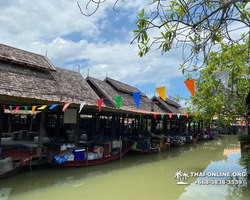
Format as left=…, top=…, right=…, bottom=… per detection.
left=0, top=0, right=204, bottom=107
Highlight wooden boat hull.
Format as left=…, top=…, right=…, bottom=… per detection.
left=186, top=139, right=197, bottom=143
left=0, top=167, right=22, bottom=180
left=130, top=148, right=163, bottom=154
left=170, top=142, right=185, bottom=147
left=51, top=141, right=134, bottom=167
left=0, top=156, right=32, bottom=179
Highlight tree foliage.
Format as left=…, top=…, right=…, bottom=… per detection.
left=184, top=42, right=250, bottom=126
left=77, top=0, right=250, bottom=72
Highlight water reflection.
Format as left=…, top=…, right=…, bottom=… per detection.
left=0, top=135, right=249, bottom=200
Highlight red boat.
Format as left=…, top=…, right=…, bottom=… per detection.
left=51, top=140, right=134, bottom=167
left=0, top=156, right=32, bottom=180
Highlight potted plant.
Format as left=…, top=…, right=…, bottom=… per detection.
left=238, top=134, right=250, bottom=150
left=239, top=152, right=250, bottom=177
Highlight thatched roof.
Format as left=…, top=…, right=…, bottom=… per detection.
left=0, top=43, right=56, bottom=71
left=86, top=76, right=165, bottom=113
left=0, top=60, right=100, bottom=105
left=152, top=96, right=181, bottom=113
left=104, top=77, right=147, bottom=97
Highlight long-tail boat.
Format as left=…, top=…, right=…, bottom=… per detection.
left=186, top=133, right=198, bottom=143
left=0, top=156, right=32, bottom=180
left=50, top=140, right=134, bottom=167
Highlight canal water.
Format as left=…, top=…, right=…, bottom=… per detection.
left=0, top=135, right=249, bottom=200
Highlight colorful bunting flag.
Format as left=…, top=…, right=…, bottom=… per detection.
left=115, top=96, right=121, bottom=109
left=156, top=86, right=166, bottom=101
left=140, top=114, right=142, bottom=118
left=146, top=114, right=149, bottom=119
left=79, top=101, right=86, bottom=113
left=2, top=105, right=5, bottom=113
left=177, top=113, right=180, bottom=119
left=63, top=103, right=71, bottom=112
left=195, top=113, right=198, bottom=117
left=38, top=105, right=47, bottom=110
left=50, top=104, right=58, bottom=110
left=218, top=70, right=229, bottom=88
left=12, top=106, right=20, bottom=114
left=186, top=113, right=189, bottom=118
left=133, top=92, right=141, bottom=108
left=161, top=114, right=164, bottom=119
left=169, top=113, right=172, bottom=119
left=24, top=106, right=28, bottom=114
left=120, top=113, right=123, bottom=117
left=153, top=114, right=156, bottom=119
left=184, top=79, right=195, bottom=96
left=97, top=99, right=103, bottom=112
left=31, top=106, right=36, bottom=116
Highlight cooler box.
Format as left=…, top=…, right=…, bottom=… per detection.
left=67, top=147, right=85, bottom=161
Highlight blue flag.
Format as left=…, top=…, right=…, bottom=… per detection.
left=49, top=104, right=58, bottom=110
left=133, top=92, right=141, bottom=108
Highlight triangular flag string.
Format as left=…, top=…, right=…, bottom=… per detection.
left=79, top=101, right=86, bottom=113
left=12, top=106, right=20, bottom=114
left=133, top=92, right=141, bottom=108
left=31, top=106, right=36, bottom=116
left=115, top=96, right=121, bottom=109
left=24, top=106, right=28, bottom=114
left=38, top=105, right=47, bottom=110
left=63, top=103, right=71, bottom=112
left=184, top=79, right=195, bottom=96
left=97, top=99, right=103, bottom=112
left=156, top=86, right=166, bottom=101
left=50, top=104, right=58, bottom=110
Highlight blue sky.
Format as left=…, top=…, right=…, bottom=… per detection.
left=0, top=0, right=197, bottom=106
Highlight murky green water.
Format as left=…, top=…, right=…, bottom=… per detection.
left=0, top=135, right=249, bottom=200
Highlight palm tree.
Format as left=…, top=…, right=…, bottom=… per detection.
left=174, top=170, right=183, bottom=182
left=182, top=172, right=189, bottom=182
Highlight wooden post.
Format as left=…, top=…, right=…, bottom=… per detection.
left=54, top=108, right=61, bottom=142
left=8, top=115, right=12, bottom=133
left=111, top=114, right=115, bottom=142
left=74, top=109, right=80, bottom=146
left=119, top=136, right=122, bottom=160
left=140, top=116, right=143, bottom=135
left=126, top=114, right=129, bottom=133
left=163, top=116, right=166, bottom=135
left=121, top=115, right=125, bottom=138
left=188, top=120, right=191, bottom=132
left=146, top=118, right=148, bottom=132
left=0, top=106, right=4, bottom=145
left=37, top=110, right=45, bottom=157
left=86, top=147, right=88, bottom=167
left=29, top=116, right=33, bottom=132
left=170, top=120, right=172, bottom=134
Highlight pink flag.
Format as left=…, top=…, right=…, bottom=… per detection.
left=62, top=103, right=71, bottom=112
left=169, top=113, right=172, bottom=119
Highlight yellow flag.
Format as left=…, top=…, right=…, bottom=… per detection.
left=139, top=114, right=142, bottom=118
left=31, top=106, right=36, bottom=116
left=156, top=86, right=166, bottom=101
left=195, top=113, right=198, bottom=117
left=38, top=105, right=47, bottom=110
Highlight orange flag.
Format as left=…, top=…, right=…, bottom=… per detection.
left=184, top=79, right=195, bottom=96
left=31, top=106, right=36, bottom=116
left=156, top=86, right=166, bottom=101
left=186, top=113, right=189, bottom=118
